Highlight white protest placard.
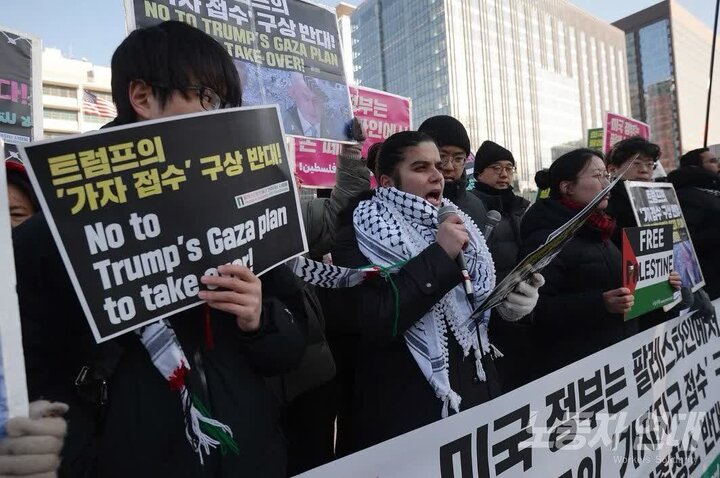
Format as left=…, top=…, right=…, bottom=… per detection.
left=0, top=139, right=30, bottom=437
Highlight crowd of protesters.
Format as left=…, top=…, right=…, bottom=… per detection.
left=2, top=20, right=719, bottom=478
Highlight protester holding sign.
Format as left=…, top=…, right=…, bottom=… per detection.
left=605, top=137, right=682, bottom=329
left=321, top=131, right=542, bottom=454
left=668, top=148, right=720, bottom=300
left=605, top=136, right=660, bottom=248
left=0, top=401, right=68, bottom=478
left=300, top=117, right=370, bottom=259
left=14, top=21, right=306, bottom=477
left=522, top=149, right=636, bottom=377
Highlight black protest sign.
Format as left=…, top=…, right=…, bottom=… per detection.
left=127, top=0, right=353, bottom=142
left=20, top=106, right=307, bottom=343
left=0, top=29, right=34, bottom=152
left=625, top=181, right=705, bottom=295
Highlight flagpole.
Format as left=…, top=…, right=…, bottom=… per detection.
left=704, top=0, right=720, bottom=147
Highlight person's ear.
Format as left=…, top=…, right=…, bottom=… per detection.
left=607, top=164, right=618, bottom=175
left=379, top=174, right=395, bottom=188
left=560, top=180, right=573, bottom=197
left=128, top=80, right=157, bottom=121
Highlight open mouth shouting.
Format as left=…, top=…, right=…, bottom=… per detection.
left=425, top=189, right=442, bottom=207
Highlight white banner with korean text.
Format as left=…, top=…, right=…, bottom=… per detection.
left=299, top=302, right=720, bottom=478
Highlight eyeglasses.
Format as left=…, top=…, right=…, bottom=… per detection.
left=185, top=86, right=225, bottom=111
left=146, top=82, right=226, bottom=111
left=487, top=165, right=516, bottom=175
left=440, top=154, right=467, bottom=167
left=582, top=172, right=612, bottom=184
left=631, top=160, right=656, bottom=171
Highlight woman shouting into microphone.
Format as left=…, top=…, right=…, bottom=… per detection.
left=323, top=131, right=544, bottom=455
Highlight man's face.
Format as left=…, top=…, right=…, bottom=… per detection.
left=609, top=153, right=655, bottom=181
left=438, top=145, right=467, bottom=183
left=699, top=151, right=719, bottom=175
left=146, top=89, right=210, bottom=120
left=380, top=141, right=444, bottom=207
left=290, top=77, right=323, bottom=124
left=8, top=183, right=34, bottom=228
left=476, top=160, right=515, bottom=189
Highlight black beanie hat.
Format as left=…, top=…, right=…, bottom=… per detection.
left=417, top=115, right=471, bottom=156
left=474, top=140, right=515, bottom=175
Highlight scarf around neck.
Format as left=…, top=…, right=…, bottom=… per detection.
left=353, top=187, right=496, bottom=416
left=560, top=197, right=616, bottom=243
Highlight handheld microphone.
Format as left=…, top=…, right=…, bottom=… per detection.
left=437, top=205, right=474, bottom=304
left=483, top=210, right=502, bottom=240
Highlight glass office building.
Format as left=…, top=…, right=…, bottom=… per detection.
left=351, top=0, right=630, bottom=192
left=614, top=0, right=720, bottom=171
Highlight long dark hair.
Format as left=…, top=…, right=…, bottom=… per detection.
left=375, top=131, right=436, bottom=183
left=535, top=148, right=603, bottom=199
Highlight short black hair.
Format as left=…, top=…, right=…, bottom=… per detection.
left=535, top=148, right=604, bottom=199
left=680, top=148, right=710, bottom=168
left=376, top=131, right=437, bottom=186
left=606, top=136, right=660, bottom=167
left=6, top=168, right=39, bottom=213
left=111, top=21, right=241, bottom=124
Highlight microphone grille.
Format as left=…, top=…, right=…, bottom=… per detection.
left=437, top=205, right=458, bottom=224
left=487, top=209, right=502, bottom=225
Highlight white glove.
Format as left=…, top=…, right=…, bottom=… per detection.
left=0, top=400, right=68, bottom=477
left=497, top=273, right=545, bottom=322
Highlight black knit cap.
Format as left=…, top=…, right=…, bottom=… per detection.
left=417, top=115, right=471, bottom=156
left=474, top=140, right=515, bottom=175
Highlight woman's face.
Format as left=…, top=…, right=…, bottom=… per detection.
left=561, top=155, right=611, bottom=209
left=380, top=141, right=445, bottom=207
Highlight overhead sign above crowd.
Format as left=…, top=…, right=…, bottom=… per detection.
left=125, top=0, right=354, bottom=143
left=604, top=112, right=651, bottom=153
left=0, top=27, right=41, bottom=162
left=294, top=85, right=411, bottom=188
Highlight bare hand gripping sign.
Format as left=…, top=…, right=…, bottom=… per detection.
left=20, top=106, right=308, bottom=343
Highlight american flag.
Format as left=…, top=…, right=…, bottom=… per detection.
left=83, top=90, right=116, bottom=118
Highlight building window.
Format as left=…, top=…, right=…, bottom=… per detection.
left=42, top=85, right=76, bottom=98
left=44, top=131, right=74, bottom=138
left=43, top=108, right=78, bottom=121
left=84, top=114, right=111, bottom=124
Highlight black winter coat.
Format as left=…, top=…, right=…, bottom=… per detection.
left=443, top=172, right=489, bottom=231
left=667, top=167, right=720, bottom=300
left=470, top=182, right=531, bottom=392
left=323, top=194, right=501, bottom=454
left=470, top=182, right=529, bottom=281
left=520, top=199, right=637, bottom=377
left=13, top=214, right=306, bottom=478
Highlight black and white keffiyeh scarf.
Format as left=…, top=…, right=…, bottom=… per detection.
left=291, top=187, right=496, bottom=416
left=355, top=187, right=495, bottom=416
